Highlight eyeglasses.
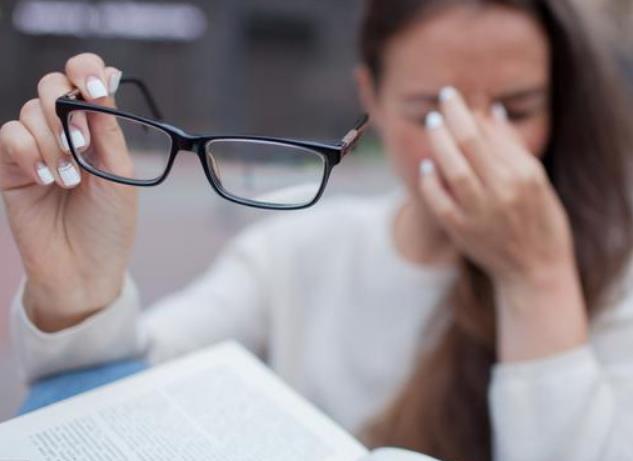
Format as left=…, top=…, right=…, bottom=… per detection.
left=55, top=78, right=369, bottom=210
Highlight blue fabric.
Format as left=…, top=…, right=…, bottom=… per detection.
left=18, top=360, right=148, bottom=415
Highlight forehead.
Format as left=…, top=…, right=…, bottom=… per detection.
left=381, top=4, right=550, bottom=92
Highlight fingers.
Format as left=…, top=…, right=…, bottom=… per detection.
left=36, top=55, right=123, bottom=186
left=35, top=73, right=87, bottom=189
left=0, top=120, right=53, bottom=188
left=20, top=99, right=82, bottom=189
left=76, top=66, right=126, bottom=155
left=65, top=53, right=109, bottom=102
left=478, top=109, right=547, bottom=196
left=418, top=87, right=513, bottom=225
left=438, top=86, right=498, bottom=182
left=80, top=110, right=133, bottom=178
left=1, top=53, right=123, bottom=192
left=482, top=103, right=527, bottom=152
left=105, top=67, right=123, bottom=96
left=425, top=111, right=483, bottom=209
left=64, top=55, right=122, bottom=114
left=36, top=72, right=90, bottom=156
left=418, top=158, right=463, bottom=232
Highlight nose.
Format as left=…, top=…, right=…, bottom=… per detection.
left=472, top=107, right=492, bottom=120
left=460, top=92, right=495, bottom=119
left=467, top=99, right=498, bottom=120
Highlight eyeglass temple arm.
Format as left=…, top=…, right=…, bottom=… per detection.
left=121, top=77, right=164, bottom=121
left=61, top=78, right=165, bottom=121
left=340, top=113, right=370, bottom=158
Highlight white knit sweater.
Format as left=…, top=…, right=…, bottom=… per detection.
left=10, top=189, right=633, bottom=461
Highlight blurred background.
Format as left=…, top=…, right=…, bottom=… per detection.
left=0, top=0, right=393, bottom=420
left=0, top=0, right=632, bottom=421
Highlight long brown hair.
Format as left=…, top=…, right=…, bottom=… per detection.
left=358, top=1, right=633, bottom=460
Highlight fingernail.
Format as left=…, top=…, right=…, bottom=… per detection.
left=58, top=160, right=81, bottom=187
left=420, top=159, right=435, bottom=177
left=86, top=76, right=108, bottom=99
left=439, top=86, right=458, bottom=102
left=59, top=132, right=70, bottom=152
left=70, top=129, right=87, bottom=149
left=425, top=111, right=444, bottom=130
left=35, top=162, right=54, bottom=185
left=109, top=71, right=122, bottom=94
left=492, top=102, right=508, bottom=121
left=59, top=129, right=87, bottom=152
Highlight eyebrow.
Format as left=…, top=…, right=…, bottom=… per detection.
left=496, top=87, right=548, bottom=102
left=401, top=86, right=547, bottom=104
left=401, top=93, right=439, bottom=104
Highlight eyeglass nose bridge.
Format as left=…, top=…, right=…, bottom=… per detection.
left=171, top=133, right=209, bottom=157
left=172, top=135, right=219, bottom=174
left=170, top=135, right=222, bottom=188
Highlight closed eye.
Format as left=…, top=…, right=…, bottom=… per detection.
left=400, top=106, right=435, bottom=126
left=504, top=106, right=545, bottom=122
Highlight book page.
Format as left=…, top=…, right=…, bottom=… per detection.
left=362, top=448, right=440, bottom=461
left=0, top=341, right=367, bottom=461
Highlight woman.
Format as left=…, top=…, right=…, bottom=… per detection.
left=2, top=0, right=633, bottom=460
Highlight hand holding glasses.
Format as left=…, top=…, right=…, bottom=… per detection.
left=56, top=78, right=369, bottom=210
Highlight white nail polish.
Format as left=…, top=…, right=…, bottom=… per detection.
left=59, top=129, right=86, bottom=152
left=439, top=86, right=457, bottom=102
left=70, top=129, right=87, bottom=149
left=58, top=160, right=81, bottom=187
left=86, top=76, right=108, bottom=99
left=59, top=132, right=70, bottom=152
left=109, top=71, right=122, bottom=94
left=492, top=102, right=508, bottom=121
left=420, top=159, right=435, bottom=177
left=425, top=111, right=444, bottom=130
left=35, top=162, right=54, bottom=185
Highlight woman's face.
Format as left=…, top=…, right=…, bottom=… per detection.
left=358, top=4, right=551, bottom=193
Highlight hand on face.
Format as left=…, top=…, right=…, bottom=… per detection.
left=418, top=87, right=574, bottom=285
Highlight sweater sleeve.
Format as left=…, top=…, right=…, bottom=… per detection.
left=489, top=287, right=633, bottom=461
left=10, top=223, right=273, bottom=383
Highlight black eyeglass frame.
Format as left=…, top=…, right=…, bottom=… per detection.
left=55, top=77, right=370, bottom=210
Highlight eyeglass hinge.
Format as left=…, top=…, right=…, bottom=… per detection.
left=341, top=129, right=360, bottom=157
left=342, top=129, right=359, bottom=146
left=66, top=88, right=82, bottom=100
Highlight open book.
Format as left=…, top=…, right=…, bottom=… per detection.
left=0, top=341, right=439, bottom=461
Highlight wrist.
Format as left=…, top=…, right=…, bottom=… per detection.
left=492, top=260, right=589, bottom=363
left=493, top=258, right=583, bottom=318
left=23, top=276, right=123, bottom=332
left=493, top=250, right=578, bottom=292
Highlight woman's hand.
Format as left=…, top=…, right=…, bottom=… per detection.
left=419, top=87, right=588, bottom=361
left=420, top=86, right=572, bottom=285
left=0, top=53, right=138, bottom=332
